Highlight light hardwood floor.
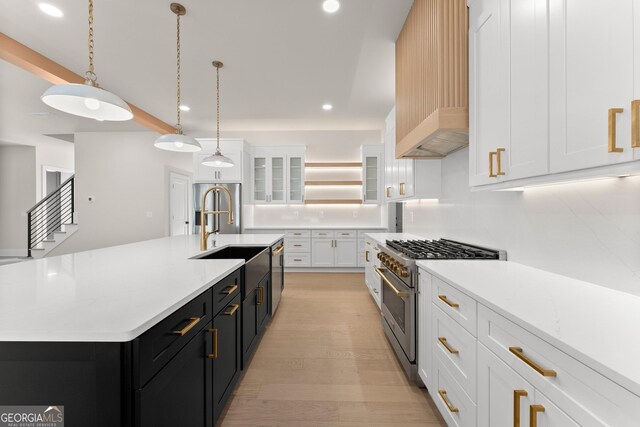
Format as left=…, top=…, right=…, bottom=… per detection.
left=219, top=272, right=446, bottom=427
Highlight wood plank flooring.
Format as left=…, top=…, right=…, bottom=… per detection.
left=219, top=272, right=446, bottom=427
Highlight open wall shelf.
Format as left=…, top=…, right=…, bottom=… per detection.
left=305, top=162, right=363, bottom=168
left=305, top=180, right=363, bottom=186
left=304, top=199, right=363, bottom=205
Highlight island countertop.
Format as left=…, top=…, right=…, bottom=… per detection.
left=0, top=234, right=283, bottom=342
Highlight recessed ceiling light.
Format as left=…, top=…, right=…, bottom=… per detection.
left=39, top=3, right=64, bottom=18
left=322, top=104, right=333, bottom=111
left=179, top=105, right=190, bottom=112
left=322, top=0, right=340, bottom=13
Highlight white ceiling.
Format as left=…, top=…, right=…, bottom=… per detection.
left=0, top=0, right=412, bottom=146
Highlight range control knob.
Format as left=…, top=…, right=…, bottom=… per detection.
left=399, top=269, right=410, bottom=278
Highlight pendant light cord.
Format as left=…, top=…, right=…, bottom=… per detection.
left=216, top=63, right=221, bottom=151
left=85, top=0, right=98, bottom=86
left=176, top=11, right=182, bottom=134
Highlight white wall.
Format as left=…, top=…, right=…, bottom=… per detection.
left=0, top=145, right=36, bottom=255
left=246, top=204, right=386, bottom=228
left=35, top=139, right=74, bottom=200
left=49, top=132, right=192, bottom=255
left=403, top=148, right=640, bottom=295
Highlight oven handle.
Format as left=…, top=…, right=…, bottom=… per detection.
left=375, top=267, right=409, bottom=298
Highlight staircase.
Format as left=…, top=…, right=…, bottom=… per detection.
left=27, top=175, right=78, bottom=259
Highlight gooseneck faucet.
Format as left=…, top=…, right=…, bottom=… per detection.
left=200, top=186, right=234, bottom=250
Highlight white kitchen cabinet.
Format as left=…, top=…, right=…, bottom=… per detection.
left=549, top=0, right=637, bottom=172
left=251, top=146, right=305, bottom=205
left=361, top=145, right=383, bottom=204
left=288, top=155, right=304, bottom=204
left=417, top=270, right=432, bottom=389
left=310, top=230, right=358, bottom=268
left=384, top=108, right=441, bottom=201
left=311, top=239, right=334, bottom=267
left=364, top=240, right=381, bottom=308
left=193, top=139, right=245, bottom=183
left=334, top=239, right=357, bottom=267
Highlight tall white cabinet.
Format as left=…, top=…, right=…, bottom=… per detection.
left=469, top=0, right=640, bottom=189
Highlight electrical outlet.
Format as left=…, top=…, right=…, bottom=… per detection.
left=319, top=210, right=324, bottom=218
left=88, top=196, right=95, bottom=203
left=353, top=211, right=358, bottom=218
left=294, top=211, right=299, bottom=217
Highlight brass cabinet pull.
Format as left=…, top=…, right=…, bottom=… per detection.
left=438, top=390, right=459, bottom=413
left=257, top=287, right=264, bottom=305
left=608, top=108, right=625, bottom=152
left=223, top=283, right=238, bottom=295
left=632, top=100, right=640, bottom=148
left=438, top=294, right=460, bottom=308
left=294, top=258, right=302, bottom=262
left=489, top=151, right=498, bottom=177
left=375, top=267, right=409, bottom=297
left=513, top=390, right=528, bottom=427
left=224, top=304, right=239, bottom=316
left=386, top=186, right=392, bottom=198
left=273, top=245, right=284, bottom=256
left=509, top=347, right=557, bottom=377
left=172, top=316, right=201, bottom=336
left=496, top=148, right=506, bottom=176
left=529, top=404, right=545, bottom=427
left=207, top=328, right=218, bottom=359
left=365, top=250, right=370, bottom=262
left=438, top=337, right=459, bottom=354
left=399, top=182, right=405, bottom=195
left=293, top=232, right=302, bottom=235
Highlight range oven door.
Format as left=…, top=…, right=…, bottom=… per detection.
left=377, top=267, right=415, bottom=362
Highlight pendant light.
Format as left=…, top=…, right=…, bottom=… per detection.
left=202, top=61, right=234, bottom=168
left=154, top=3, right=202, bottom=152
left=41, top=0, right=133, bottom=121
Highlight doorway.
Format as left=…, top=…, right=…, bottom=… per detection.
left=169, top=172, right=190, bottom=236
left=41, top=166, right=74, bottom=236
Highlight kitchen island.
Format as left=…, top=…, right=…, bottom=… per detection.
left=0, top=233, right=284, bottom=427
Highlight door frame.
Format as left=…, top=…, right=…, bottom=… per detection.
left=41, top=165, right=74, bottom=199
left=167, top=168, right=192, bottom=237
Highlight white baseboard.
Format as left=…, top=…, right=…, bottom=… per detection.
left=0, top=249, right=27, bottom=257
left=284, top=267, right=365, bottom=273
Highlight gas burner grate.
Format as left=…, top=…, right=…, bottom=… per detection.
left=385, top=239, right=501, bottom=260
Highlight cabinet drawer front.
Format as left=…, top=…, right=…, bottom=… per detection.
left=432, top=353, right=477, bottom=427
left=312, top=230, right=335, bottom=239
left=433, top=304, right=477, bottom=402
left=285, top=230, right=310, bottom=238
left=285, top=238, right=311, bottom=253
left=285, top=253, right=311, bottom=267
left=134, top=289, right=212, bottom=388
left=335, top=230, right=357, bottom=239
left=478, top=304, right=640, bottom=426
left=432, top=277, right=477, bottom=336
left=212, top=269, right=241, bottom=317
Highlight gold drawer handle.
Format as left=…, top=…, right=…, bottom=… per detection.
left=509, top=347, right=557, bottom=377
left=207, top=328, right=218, bottom=359
left=172, top=316, right=201, bottom=336
left=294, top=258, right=302, bottom=261
left=223, top=283, right=238, bottom=295
left=365, top=250, right=370, bottom=262
left=273, top=245, right=284, bottom=256
left=514, top=390, right=528, bottom=427
left=530, top=404, right=545, bottom=427
left=257, top=287, right=265, bottom=305
left=489, top=151, right=498, bottom=177
left=496, top=148, right=506, bottom=176
left=224, top=304, right=239, bottom=316
left=399, top=182, right=405, bottom=196
left=375, top=267, right=408, bottom=297
left=294, top=244, right=302, bottom=247
left=438, top=294, right=459, bottom=308
left=386, top=186, right=392, bottom=198
left=438, top=390, right=459, bottom=413
left=608, top=108, right=625, bottom=153
left=438, top=337, right=459, bottom=354
left=632, top=100, right=640, bottom=148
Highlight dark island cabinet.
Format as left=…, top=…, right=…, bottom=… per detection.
left=242, top=273, right=270, bottom=366
left=135, top=321, right=213, bottom=427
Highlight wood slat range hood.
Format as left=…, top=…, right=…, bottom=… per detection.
left=395, top=0, right=468, bottom=159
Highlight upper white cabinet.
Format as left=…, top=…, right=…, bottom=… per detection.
left=361, top=145, right=383, bottom=204
left=470, top=0, right=640, bottom=189
left=193, top=139, right=246, bottom=183
left=384, top=108, right=442, bottom=201
left=251, top=146, right=305, bottom=205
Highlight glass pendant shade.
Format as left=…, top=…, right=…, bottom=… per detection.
left=202, top=149, right=234, bottom=168
left=41, top=83, right=133, bottom=121
left=154, top=133, right=201, bottom=152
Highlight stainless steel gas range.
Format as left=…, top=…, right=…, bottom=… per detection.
left=376, top=238, right=507, bottom=382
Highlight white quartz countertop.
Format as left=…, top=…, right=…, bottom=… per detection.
left=0, top=234, right=283, bottom=342
left=417, top=260, right=640, bottom=397
left=245, top=226, right=388, bottom=230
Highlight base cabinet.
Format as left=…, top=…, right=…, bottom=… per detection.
left=136, top=323, right=213, bottom=427
left=242, top=274, right=270, bottom=366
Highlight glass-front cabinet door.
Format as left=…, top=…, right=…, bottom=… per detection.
left=253, top=157, right=267, bottom=202
left=270, top=157, right=286, bottom=203
left=361, top=145, right=383, bottom=204
left=288, top=156, right=304, bottom=203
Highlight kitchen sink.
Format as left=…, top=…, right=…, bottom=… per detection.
left=195, top=246, right=267, bottom=261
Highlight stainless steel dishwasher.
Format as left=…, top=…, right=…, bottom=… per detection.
left=271, top=240, right=284, bottom=314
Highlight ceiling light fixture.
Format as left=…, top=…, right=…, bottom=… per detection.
left=39, top=3, right=63, bottom=17
left=41, top=0, right=132, bottom=121
left=322, top=104, right=333, bottom=111
left=202, top=61, right=234, bottom=168
left=179, top=105, right=190, bottom=112
left=322, top=0, right=340, bottom=13
left=154, top=3, right=201, bottom=152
